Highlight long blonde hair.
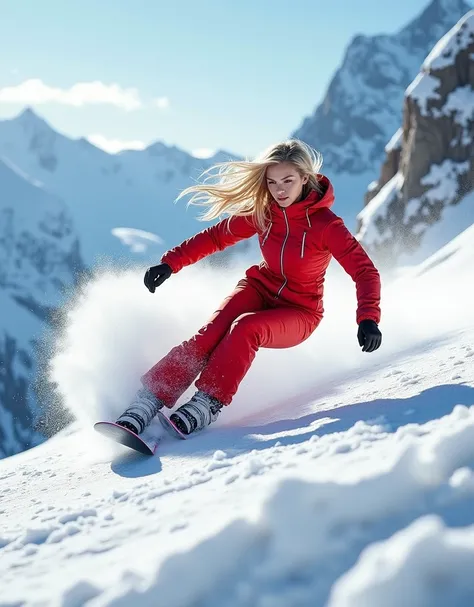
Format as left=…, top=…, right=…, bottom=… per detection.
left=177, top=139, right=323, bottom=231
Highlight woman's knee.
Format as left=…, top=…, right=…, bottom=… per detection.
left=229, top=313, right=266, bottom=343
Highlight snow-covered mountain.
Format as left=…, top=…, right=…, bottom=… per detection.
left=0, top=111, right=243, bottom=457
left=292, top=0, right=471, bottom=228
left=0, top=216, right=473, bottom=605
left=0, top=108, right=240, bottom=266
left=0, top=157, right=85, bottom=457
left=357, top=10, right=474, bottom=268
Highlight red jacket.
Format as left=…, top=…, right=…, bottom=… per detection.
left=161, top=175, right=381, bottom=324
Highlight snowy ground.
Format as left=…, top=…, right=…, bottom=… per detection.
left=1, top=226, right=474, bottom=606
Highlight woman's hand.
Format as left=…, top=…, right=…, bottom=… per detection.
left=144, top=263, right=172, bottom=293
left=357, top=319, right=382, bottom=352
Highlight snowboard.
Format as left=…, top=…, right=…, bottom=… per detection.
left=156, top=410, right=188, bottom=440
left=94, top=421, right=159, bottom=455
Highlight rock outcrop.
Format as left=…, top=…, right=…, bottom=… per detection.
left=357, top=11, right=474, bottom=268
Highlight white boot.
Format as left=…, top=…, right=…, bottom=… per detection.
left=170, top=390, right=223, bottom=435
left=116, top=387, right=164, bottom=434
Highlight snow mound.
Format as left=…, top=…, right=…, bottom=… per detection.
left=330, top=516, right=474, bottom=607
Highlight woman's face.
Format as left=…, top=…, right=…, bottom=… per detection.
left=266, top=162, right=309, bottom=207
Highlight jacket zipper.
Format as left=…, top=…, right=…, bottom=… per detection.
left=300, top=231, right=307, bottom=258
left=301, top=208, right=311, bottom=259
left=275, top=208, right=289, bottom=299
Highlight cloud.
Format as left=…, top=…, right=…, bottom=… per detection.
left=111, top=228, right=164, bottom=253
left=87, top=133, right=146, bottom=153
left=153, top=96, right=170, bottom=109
left=0, top=79, right=143, bottom=111
left=192, top=148, right=216, bottom=159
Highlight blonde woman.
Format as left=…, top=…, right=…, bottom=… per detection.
left=116, top=140, right=382, bottom=438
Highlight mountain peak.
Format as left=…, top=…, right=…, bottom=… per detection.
left=12, top=106, right=55, bottom=135
left=19, top=106, right=36, bottom=117
left=434, top=0, right=471, bottom=11
left=399, top=0, right=472, bottom=47
left=145, top=140, right=169, bottom=156
left=16, top=105, right=43, bottom=122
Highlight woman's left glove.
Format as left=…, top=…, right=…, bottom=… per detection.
left=357, top=319, right=382, bottom=352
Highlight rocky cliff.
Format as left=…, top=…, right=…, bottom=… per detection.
left=357, top=10, right=474, bottom=267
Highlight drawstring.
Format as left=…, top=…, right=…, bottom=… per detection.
left=262, top=221, right=272, bottom=245
left=300, top=232, right=307, bottom=258
left=305, top=208, right=312, bottom=228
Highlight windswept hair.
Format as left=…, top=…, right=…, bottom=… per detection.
left=177, top=139, right=323, bottom=231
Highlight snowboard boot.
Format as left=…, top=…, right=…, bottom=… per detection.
left=170, top=390, right=223, bottom=435
left=116, top=386, right=164, bottom=435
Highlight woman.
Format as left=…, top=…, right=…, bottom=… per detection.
left=116, top=140, right=382, bottom=437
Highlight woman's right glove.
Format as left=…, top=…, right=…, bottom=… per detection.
left=357, top=319, right=382, bottom=352
left=144, top=263, right=172, bottom=293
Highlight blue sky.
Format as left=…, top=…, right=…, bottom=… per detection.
left=0, top=0, right=458, bottom=158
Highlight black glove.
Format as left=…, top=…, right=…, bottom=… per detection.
left=143, top=263, right=172, bottom=293
left=357, top=319, right=382, bottom=353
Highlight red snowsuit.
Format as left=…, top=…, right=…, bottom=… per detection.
left=142, top=176, right=381, bottom=406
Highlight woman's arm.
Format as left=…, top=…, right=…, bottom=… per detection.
left=161, top=215, right=257, bottom=273
left=323, top=217, right=381, bottom=325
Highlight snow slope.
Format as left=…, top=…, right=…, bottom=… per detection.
left=1, top=218, right=473, bottom=605
left=358, top=175, right=474, bottom=268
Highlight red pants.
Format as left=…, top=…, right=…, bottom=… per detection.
left=141, top=279, right=320, bottom=407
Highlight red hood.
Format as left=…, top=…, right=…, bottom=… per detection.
left=270, top=174, right=334, bottom=220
